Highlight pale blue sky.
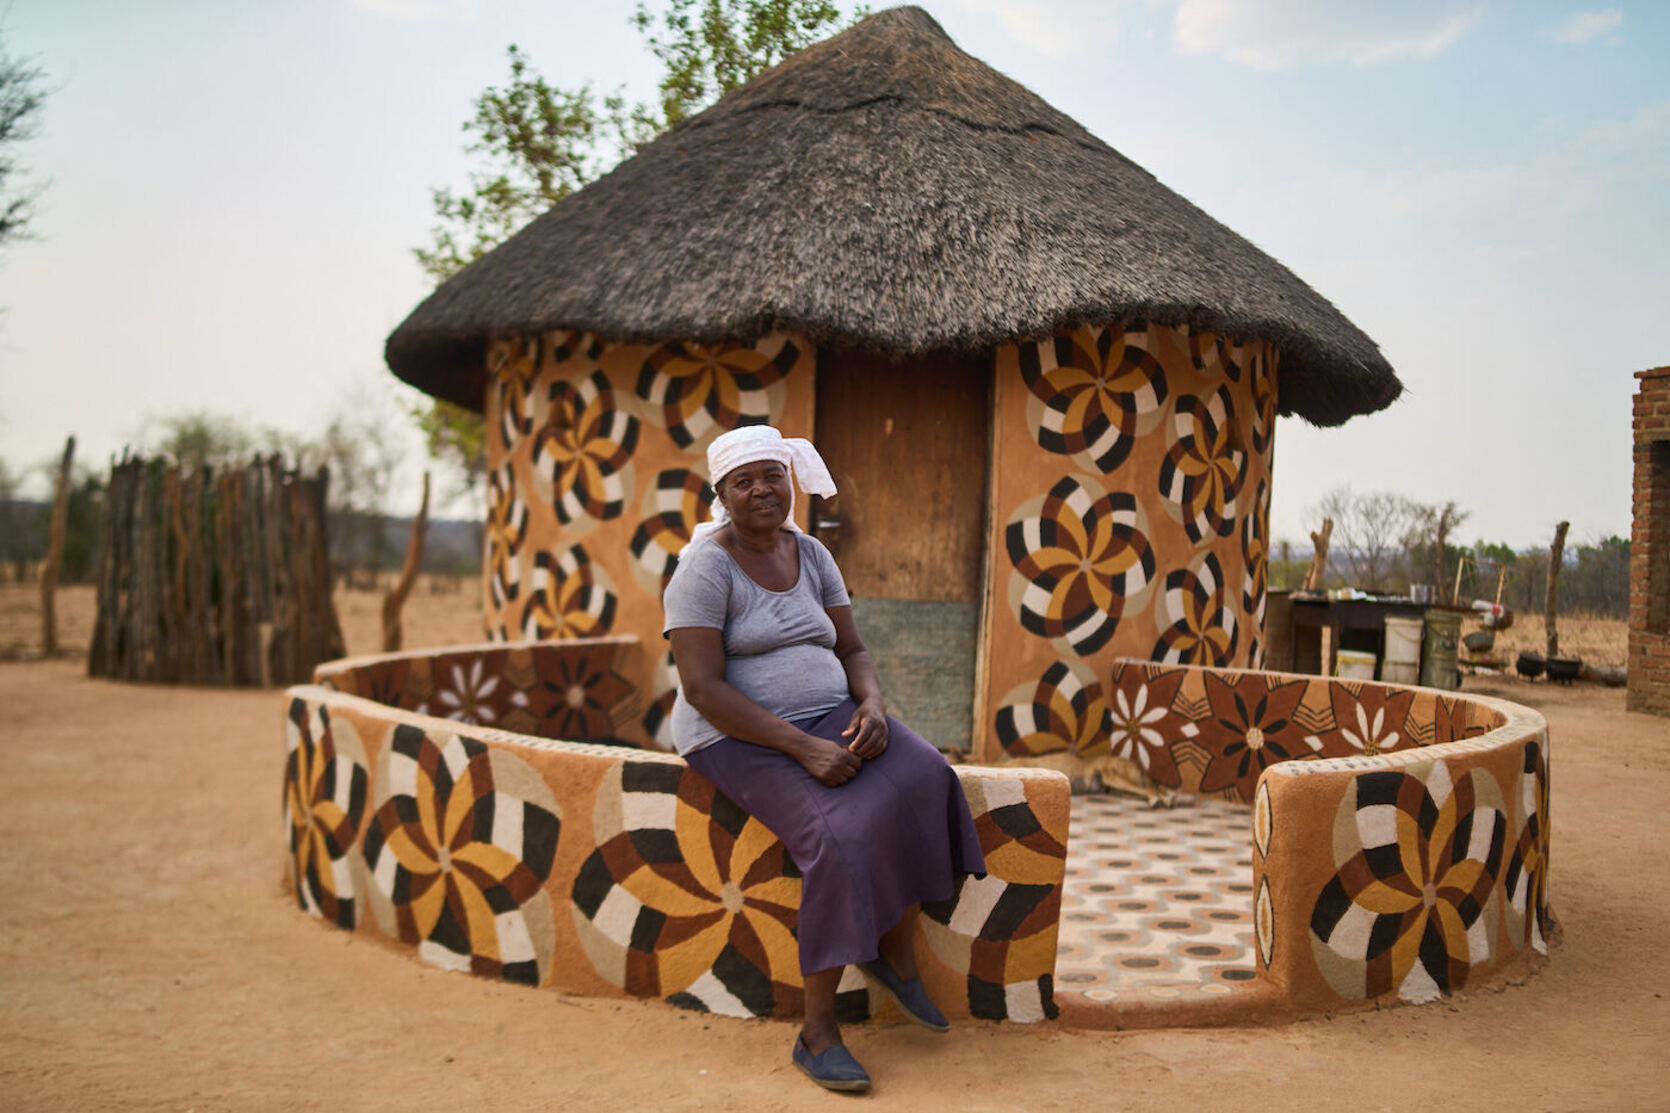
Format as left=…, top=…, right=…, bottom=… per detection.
left=1, top=0, right=1664, bottom=552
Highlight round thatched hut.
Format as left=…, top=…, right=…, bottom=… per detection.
left=386, top=5, right=1401, bottom=769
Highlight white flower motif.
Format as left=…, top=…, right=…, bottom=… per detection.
left=1109, top=683, right=1195, bottom=769
left=1339, top=702, right=1400, bottom=756
left=435, top=659, right=501, bottom=725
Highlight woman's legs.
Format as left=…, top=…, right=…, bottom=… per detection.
left=877, top=905, right=921, bottom=979
left=800, top=967, right=845, bottom=1053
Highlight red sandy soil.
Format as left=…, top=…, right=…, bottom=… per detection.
left=1, top=584, right=1666, bottom=1110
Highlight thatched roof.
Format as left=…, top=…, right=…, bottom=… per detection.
left=387, top=6, right=1400, bottom=426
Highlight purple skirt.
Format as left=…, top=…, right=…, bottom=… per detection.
left=684, top=699, right=987, bottom=974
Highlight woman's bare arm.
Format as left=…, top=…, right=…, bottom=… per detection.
left=668, top=626, right=861, bottom=785
left=828, top=605, right=888, bottom=759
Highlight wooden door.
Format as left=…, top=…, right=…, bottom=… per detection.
left=813, top=347, right=992, bottom=749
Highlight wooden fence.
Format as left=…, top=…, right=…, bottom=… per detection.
left=89, top=456, right=345, bottom=686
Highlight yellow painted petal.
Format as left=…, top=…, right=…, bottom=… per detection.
left=619, top=864, right=719, bottom=919
left=405, top=873, right=446, bottom=940
left=674, top=799, right=727, bottom=897
left=1386, top=909, right=1427, bottom=984
left=1351, top=878, right=1421, bottom=916
left=448, top=872, right=502, bottom=962
left=382, top=824, right=441, bottom=875
left=655, top=916, right=732, bottom=993
left=452, top=840, right=525, bottom=887
left=743, top=910, right=802, bottom=984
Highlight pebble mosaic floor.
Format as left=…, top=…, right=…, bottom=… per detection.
left=1055, top=793, right=1260, bottom=1005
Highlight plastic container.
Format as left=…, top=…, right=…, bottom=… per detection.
left=1335, top=649, right=1377, bottom=681
left=1421, top=611, right=1462, bottom=690
left=1383, top=616, right=1423, bottom=684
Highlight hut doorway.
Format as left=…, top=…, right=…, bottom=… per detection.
left=812, top=348, right=992, bottom=750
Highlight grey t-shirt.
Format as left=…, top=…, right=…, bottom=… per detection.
left=661, top=531, right=852, bottom=755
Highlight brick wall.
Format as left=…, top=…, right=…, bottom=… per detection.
left=1629, top=367, right=1670, bottom=716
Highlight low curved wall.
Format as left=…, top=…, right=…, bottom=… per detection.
left=1090, top=660, right=1551, bottom=1018
left=286, top=639, right=1071, bottom=1023
left=288, top=644, right=1550, bottom=1027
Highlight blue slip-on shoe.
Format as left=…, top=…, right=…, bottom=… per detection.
left=792, top=1036, right=872, bottom=1093
left=860, top=957, right=951, bottom=1032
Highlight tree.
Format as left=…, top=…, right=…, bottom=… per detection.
left=0, top=30, right=47, bottom=251
left=412, top=1, right=858, bottom=486
left=144, top=411, right=259, bottom=472
left=1404, top=499, right=1470, bottom=594
left=1312, top=486, right=1428, bottom=592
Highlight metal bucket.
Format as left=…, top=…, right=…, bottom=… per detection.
left=1421, top=611, right=1462, bottom=690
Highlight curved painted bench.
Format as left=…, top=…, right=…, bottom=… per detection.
left=1049, top=659, right=1551, bottom=1025
left=283, top=638, right=1070, bottom=1024
left=281, top=641, right=1551, bottom=1027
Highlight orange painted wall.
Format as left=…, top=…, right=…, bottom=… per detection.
left=482, top=330, right=816, bottom=747
left=979, top=324, right=1277, bottom=763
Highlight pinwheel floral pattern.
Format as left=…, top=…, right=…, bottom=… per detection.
left=536, top=643, right=636, bottom=741
left=1158, top=386, right=1247, bottom=542
left=1328, top=683, right=1417, bottom=757
left=1503, top=739, right=1551, bottom=953
left=1242, top=477, right=1269, bottom=653
left=1310, top=762, right=1506, bottom=1002
left=1152, top=552, right=1238, bottom=667
left=283, top=700, right=368, bottom=929
left=1196, top=671, right=1308, bottom=801
left=1104, top=662, right=1194, bottom=788
left=628, top=468, right=715, bottom=596
left=531, top=370, right=639, bottom=526
left=362, top=726, right=562, bottom=985
left=993, top=660, right=1110, bottom=760
left=1006, top=476, right=1155, bottom=655
left=634, top=340, right=795, bottom=449
left=1017, top=325, right=1168, bottom=474
left=487, top=335, right=541, bottom=453
left=920, top=773, right=1066, bottom=1022
left=522, top=544, right=617, bottom=640
left=485, top=463, right=528, bottom=612
left=571, top=762, right=803, bottom=1017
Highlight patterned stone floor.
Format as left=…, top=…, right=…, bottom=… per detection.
left=1055, top=793, right=1260, bottom=1006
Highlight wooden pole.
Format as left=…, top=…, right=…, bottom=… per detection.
left=39, top=436, right=76, bottom=657
left=381, top=472, right=430, bottom=652
left=1302, top=518, right=1333, bottom=591
left=1546, top=520, right=1569, bottom=659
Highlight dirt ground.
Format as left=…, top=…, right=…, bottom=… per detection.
left=1, top=585, right=1666, bottom=1110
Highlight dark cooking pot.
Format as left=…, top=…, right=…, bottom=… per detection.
left=1546, top=656, right=1582, bottom=683
left=1516, top=652, right=1545, bottom=679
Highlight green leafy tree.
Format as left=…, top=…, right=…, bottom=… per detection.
left=413, top=1, right=858, bottom=489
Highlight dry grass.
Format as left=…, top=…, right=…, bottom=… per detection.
left=0, top=576, right=486, bottom=665
left=1470, top=609, right=1629, bottom=670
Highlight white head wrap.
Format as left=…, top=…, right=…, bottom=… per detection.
left=682, top=425, right=837, bottom=555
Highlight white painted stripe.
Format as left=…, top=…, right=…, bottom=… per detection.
left=682, top=969, right=751, bottom=1018
left=496, top=910, right=535, bottom=964
left=1355, top=804, right=1400, bottom=849
left=621, top=790, right=679, bottom=832
left=491, top=797, right=525, bottom=852
left=947, top=874, right=1006, bottom=936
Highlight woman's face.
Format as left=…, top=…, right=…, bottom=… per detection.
left=718, top=458, right=791, bottom=531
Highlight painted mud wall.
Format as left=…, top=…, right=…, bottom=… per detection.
left=480, top=322, right=1275, bottom=765
left=980, top=326, right=1276, bottom=767
left=482, top=331, right=816, bottom=747
left=289, top=642, right=1070, bottom=1022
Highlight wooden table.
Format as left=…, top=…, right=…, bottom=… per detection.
left=1286, top=596, right=1463, bottom=681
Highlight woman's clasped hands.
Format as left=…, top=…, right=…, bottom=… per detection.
left=795, top=698, right=889, bottom=786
